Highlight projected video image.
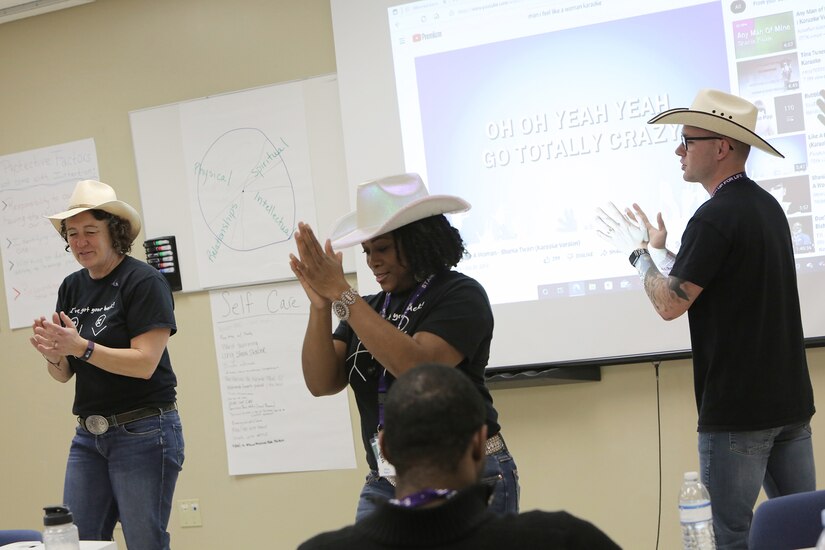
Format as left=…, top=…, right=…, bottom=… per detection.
left=790, top=215, right=815, bottom=254
left=737, top=52, right=801, bottom=97
left=759, top=175, right=812, bottom=215
left=732, top=11, right=797, bottom=59
left=747, top=133, right=808, bottom=180
left=413, top=2, right=728, bottom=304
left=329, top=0, right=825, bottom=366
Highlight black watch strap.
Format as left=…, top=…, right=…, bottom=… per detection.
left=629, top=248, right=650, bottom=268
left=81, top=339, right=95, bottom=361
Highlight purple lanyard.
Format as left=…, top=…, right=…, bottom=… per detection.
left=389, top=488, right=457, bottom=508
left=712, top=171, right=746, bottom=197
left=376, top=274, right=435, bottom=429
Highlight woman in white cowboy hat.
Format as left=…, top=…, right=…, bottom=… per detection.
left=289, top=173, right=519, bottom=521
left=598, top=89, right=814, bottom=549
left=29, top=179, right=183, bottom=550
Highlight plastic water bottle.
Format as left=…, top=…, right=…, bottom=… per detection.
left=679, top=472, right=716, bottom=549
left=815, top=509, right=825, bottom=550
left=43, top=505, right=80, bottom=550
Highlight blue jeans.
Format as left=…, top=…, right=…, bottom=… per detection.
left=354, top=443, right=520, bottom=521
left=63, top=409, right=184, bottom=550
left=699, top=422, right=815, bottom=550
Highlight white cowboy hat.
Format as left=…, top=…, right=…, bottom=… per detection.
left=328, top=173, right=470, bottom=249
left=647, top=88, right=783, bottom=158
left=48, top=179, right=142, bottom=241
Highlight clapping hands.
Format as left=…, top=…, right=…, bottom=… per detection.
left=596, top=202, right=649, bottom=254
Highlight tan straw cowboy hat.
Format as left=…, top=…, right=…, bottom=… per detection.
left=328, top=173, right=470, bottom=249
left=648, top=88, right=783, bottom=158
left=48, top=179, right=142, bottom=241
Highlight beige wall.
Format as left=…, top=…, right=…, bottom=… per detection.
left=1, top=1, right=823, bottom=548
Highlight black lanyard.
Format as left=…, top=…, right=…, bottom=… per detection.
left=712, top=171, right=746, bottom=197
left=376, top=274, right=435, bottom=428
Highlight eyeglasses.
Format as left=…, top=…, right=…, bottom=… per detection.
left=681, top=135, right=733, bottom=151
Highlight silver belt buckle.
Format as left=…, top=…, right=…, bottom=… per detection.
left=84, top=414, right=110, bottom=435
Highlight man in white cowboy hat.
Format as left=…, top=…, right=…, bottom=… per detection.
left=30, top=179, right=183, bottom=550
left=597, top=89, right=814, bottom=549
left=289, top=173, right=519, bottom=521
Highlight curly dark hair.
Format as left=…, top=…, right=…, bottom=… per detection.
left=60, top=209, right=134, bottom=255
left=392, top=214, right=467, bottom=281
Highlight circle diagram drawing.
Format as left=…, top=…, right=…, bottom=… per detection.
left=196, top=128, right=296, bottom=259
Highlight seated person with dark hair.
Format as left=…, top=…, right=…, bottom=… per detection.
left=299, top=364, right=621, bottom=549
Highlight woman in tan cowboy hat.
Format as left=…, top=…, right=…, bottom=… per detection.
left=29, top=179, right=183, bottom=550
left=289, top=172, right=519, bottom=521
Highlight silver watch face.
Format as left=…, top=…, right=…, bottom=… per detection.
left=332, top=300, right=350, bottom=321
left=84, top=415, right=109, bottom=435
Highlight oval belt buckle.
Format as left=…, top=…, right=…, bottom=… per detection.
left=84, top=415, right=110, bottom=435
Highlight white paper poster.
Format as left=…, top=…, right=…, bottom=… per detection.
left=209, top=281, right=356, bottom=475
left=0, top=139, right=99, bottom=329
left=180, top=81, right=318, bottom=290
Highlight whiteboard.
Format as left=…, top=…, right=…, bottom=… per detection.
left=129, top=74, right=353, bottom=292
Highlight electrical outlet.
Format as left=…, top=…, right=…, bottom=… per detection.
left=178, top=498, right=202, bottom=527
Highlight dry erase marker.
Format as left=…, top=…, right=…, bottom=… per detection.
left=148, top=245, right=172, bottom=252
left=147, top=251, right=173, bottom=258
left=147, top=239, right=170, bottom=246
left=159, top=267, right=176, bottom=273
left=148, top=259, right=174, bottom=267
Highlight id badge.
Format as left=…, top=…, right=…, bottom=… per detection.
left=370, top=434, right=396, bottom=478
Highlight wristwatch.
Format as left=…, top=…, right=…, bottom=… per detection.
left=628, top=248, right=650, bottom=268
left=332, top=287, right=359, bottom=321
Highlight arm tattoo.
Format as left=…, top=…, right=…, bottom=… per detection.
left=667, top=276, right=689, bottom=301
left=636, top=254, right=690, bottom=314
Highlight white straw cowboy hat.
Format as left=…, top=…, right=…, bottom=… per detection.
left=48, top=179, right=142, bottom=242
left=647, top=88, right=784, bottom=158
left=329, top=173, right=470, bottom=249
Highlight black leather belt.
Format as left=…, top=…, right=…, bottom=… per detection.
left=78, top=402, right=177, bottom=435
left=382, top=432, right=508, bottom=487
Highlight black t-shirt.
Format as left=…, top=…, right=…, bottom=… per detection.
left=333, top=270, right=500, bottom=470
left=57, top=256, right=178, bottom=416
left=670, top=176, right=814, bottom=431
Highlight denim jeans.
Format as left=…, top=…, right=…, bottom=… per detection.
left=63, top=409, right=184, bottom=550
left=354, top=443, right=520, bottom=521
left=699, top=421, right=815, bottom=550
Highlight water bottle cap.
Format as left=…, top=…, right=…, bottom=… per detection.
left=684, top=471, right=699, bottom=481
left=43, top=505, right=74, bottom=526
